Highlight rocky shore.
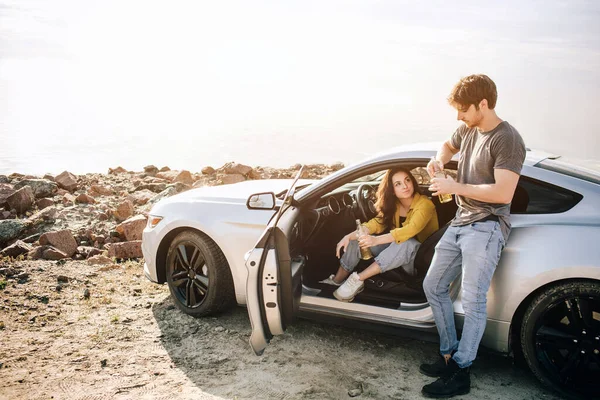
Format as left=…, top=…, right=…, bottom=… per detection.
left=0, top=162, right=343, bottom=263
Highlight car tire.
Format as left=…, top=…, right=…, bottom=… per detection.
left=520, top=280, right=600, bottom=399
left=165, top=230, right=235, bottom=317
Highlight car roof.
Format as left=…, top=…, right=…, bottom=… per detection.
left=365, top=141, right=557, bottom=167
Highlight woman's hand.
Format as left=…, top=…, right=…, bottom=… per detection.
left=358, top=235, right=378, bottom=249
left=336, top=235, right=351, bottom=259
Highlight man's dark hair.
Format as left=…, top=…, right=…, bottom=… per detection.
left=448, top=74, right=497, bottom=110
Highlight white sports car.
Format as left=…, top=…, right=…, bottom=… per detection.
left=142, top=143, right=600, bottom=399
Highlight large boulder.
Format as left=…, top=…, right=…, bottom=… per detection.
left=107, top=240, right=143, bottom=259
left=55, top=171, right=78, bottom=192
left=0, top=240, right=32, bottom=257
left=14, top=179, right=58, bottom=198
left=0, top=219, right=28, bottom=244
left=6, top=186, right=35, bottom=214
left=116, top=215, right=148, bottom=241
left=39, top=230, right=78, bottom=257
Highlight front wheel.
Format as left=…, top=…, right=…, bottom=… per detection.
left=165, top=230, right=235, bottom=317
left=520, top=280, right=600, bottom=399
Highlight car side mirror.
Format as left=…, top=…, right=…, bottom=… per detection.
left=246, top=192, right=276, bottom=210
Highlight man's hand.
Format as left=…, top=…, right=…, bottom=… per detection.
left=427, top=158, right=444, bottom=178
left=336, top=235, right=351, bottom=258
left=358, top=235, right=378, bottom=249
left=429, top=175, right=457, bottom=196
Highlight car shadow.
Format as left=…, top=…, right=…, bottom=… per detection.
left=151, top=296, right=562, bottom=400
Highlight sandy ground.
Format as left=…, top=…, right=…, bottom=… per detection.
left=0, top=260, right=561, bottom=400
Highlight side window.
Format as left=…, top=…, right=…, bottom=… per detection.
left=512, top=177, right=583, bottom=214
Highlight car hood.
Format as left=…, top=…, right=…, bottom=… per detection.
left=157, top=179, right=316, bottom=206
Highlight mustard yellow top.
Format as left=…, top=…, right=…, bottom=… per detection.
left=362, top=192, right=439, bottom=244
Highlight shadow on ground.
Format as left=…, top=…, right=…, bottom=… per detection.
left=151, top=297, right=560, bottom=400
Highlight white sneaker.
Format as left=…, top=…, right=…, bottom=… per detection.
left=319, top=274, right=341, bottom=286
left=333, top=272, right=364, bottom=302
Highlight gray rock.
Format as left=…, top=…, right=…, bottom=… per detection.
left=0, top=175, right=9, bottom=184
left=6, top=186, right=35, bottom=214
left=0, top=240, right=32, bottom=257
left=0, top=219, right=28, bottom=244
left=14, top=179, right=58, bottom=198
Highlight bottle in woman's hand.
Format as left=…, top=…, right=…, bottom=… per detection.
left=355, top=219, right=373, bottom=260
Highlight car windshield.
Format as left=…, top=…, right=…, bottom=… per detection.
left=275, top=183, right=313, bottom=199
left=352, top=170, right=387, bottom=183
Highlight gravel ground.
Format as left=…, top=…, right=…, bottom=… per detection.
left=0, top=259, right=561, bottom=400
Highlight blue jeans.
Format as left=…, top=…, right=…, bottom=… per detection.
left=423, top=220, right=505, bottom=368
left=340, top=238, right=421, bottom=276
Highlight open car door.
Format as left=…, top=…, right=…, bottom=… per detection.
left=245, top=167, right=306, bottom=355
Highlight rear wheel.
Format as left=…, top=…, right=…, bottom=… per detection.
left=166, top=230, right=235, bottom=317
left=520, top=280, right=600, bottom=399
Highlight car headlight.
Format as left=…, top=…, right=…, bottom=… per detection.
left=147, top=215, right=164, bottom=229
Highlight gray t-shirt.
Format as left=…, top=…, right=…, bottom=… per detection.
left=449, top=121, right=526, bottom=240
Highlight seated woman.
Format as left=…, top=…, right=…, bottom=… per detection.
left=321, top=167, right=439, bottom=302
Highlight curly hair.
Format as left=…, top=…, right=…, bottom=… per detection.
left=373, top=167, right=420, bottom=230
left=448, top=74, right=497, bottom=110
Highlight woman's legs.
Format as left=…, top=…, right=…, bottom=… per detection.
left=333, top=240, right=390, bottom=283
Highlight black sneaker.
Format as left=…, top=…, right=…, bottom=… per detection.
left=419, top=350, right=456, bottom=377
left=421, top=358, right=470, bottom=398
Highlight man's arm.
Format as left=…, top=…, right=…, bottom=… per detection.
left=431, top=168, right=520, bottom=204
left=427, top=141, right=459, bottom=177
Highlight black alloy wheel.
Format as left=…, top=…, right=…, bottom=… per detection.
left=521, top=281, right=600, bottom=399
left=165, top=230, right=235, bottom=317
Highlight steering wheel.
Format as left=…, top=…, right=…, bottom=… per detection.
left=356, top=183, right=377, bottom=221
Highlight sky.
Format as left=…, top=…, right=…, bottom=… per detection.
left=1, top=0, right=599, bottom=174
